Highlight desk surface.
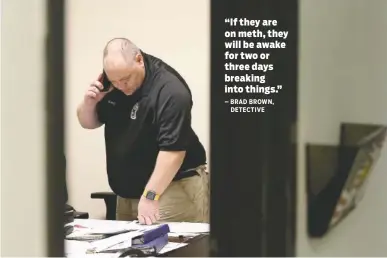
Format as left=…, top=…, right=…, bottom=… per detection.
left=163, top=234, right=210, bottom=257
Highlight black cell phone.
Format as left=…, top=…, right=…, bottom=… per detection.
left=99, top=70, right=111, bottom=92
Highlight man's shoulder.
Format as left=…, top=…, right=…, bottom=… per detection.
left=150, top=75, right=192, bottom=104
left=151, top=68, right=192, bottom=99
left=146, top=54, right=190, bottom=90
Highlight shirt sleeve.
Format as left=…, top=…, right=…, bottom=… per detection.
left=96, top=101, right=107, bottom=124
left=156, top=83, right=192, bottom=151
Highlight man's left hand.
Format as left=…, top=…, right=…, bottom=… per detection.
left=137, top=196, right=160, bottom=225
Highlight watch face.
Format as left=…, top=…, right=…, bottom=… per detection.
left=146, top=191, right=156, bottom=200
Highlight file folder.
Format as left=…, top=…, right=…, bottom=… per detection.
left=100, top=233, right=169, bottom=257
left=132, top=224, right=170, bottom=245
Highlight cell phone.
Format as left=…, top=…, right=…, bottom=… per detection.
left=98, top=70, right=112, bottom=92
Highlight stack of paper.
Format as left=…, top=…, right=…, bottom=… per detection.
left=115, top=220, right=210, bottom=234
left=66, top=253, right=121, bottom=258
left=167, top=222, right=210, bottom=233
left=64, top=219, right=209, bottom=257
left=87, top=231, right=144, bottom=253
left=65, top=240, right=91, bottom=255
left=68, top=219, right=209, bottom=234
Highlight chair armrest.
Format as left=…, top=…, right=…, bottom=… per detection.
left=91, top=191, right=116, bottom=199
left=74, top=211, right=89, bottom=219
left=90, top=191, right=117, bottom=220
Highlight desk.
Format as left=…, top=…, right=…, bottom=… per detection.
left=162, top=234, right=210, bottom=257
left=65, top=219, right=210, bottom=257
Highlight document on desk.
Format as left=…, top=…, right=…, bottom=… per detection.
left=124, top=220, right=209, bottom=234
left=65, top=240, right=92, bottom=255
left=67, top=254, right=121, bottom=258
left=167, top=222, right=210, bottom=233
left=159, top=242, right=188, bottom=254
left=168, top=232, right=200, bottom=238
left=88, top=231, right=144, bottom=253
left=67, top=219, right=134, bottom=235
left=66, top=240, right=189, bottom=257
left=69, top=219, right=209, bottom=233
left=126, top=220, right=160, bottom=231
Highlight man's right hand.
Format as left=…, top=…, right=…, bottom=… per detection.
left=77, top=80, right=113, bottom=129
left=84, top=80, right=112, bottom=105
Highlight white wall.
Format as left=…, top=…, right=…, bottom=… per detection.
left=66, top=0, right=210, bottom=218
left=297, top=0, right=387, bottom=256
left=1, top=0, right=48, bottom=255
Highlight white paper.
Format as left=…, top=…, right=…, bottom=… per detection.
left=88, top=231, right=144, bottom=253
left=118, top=220, right=210, bottom=233
left=69, top=219, right=131, bottom=228
left=68, top=219, right=134, bottom=235
left=159, top=242, right=188, bottom=254
left=126, top=220, right=160, bottom=231
left=102, top=237, right=133, bottom=252
left=168, top=232, right=200, bottom=237
left=167, top=222, right=210, bottom=233
left=65, top=240, right=92, bottom=255
left=67, top=254, right=121, bottom=258
left=64, top=219, right=206, bottom=257
left=65, top=240, right=188, bottom=257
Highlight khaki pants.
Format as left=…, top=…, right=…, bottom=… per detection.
left=116, top=166, right=209, bottom=223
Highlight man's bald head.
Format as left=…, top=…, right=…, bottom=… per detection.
left=102, top=38, right=145, bottom=96
left=103, top=38, right=140, bottom=67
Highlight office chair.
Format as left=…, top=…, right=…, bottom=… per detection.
left=90, top=191, right=117, bottom=220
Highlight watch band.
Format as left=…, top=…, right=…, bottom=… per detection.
left=143, top=190, right=160, bottom=201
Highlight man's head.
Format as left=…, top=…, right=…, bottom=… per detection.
left=103, top=38, right=145, bottom=95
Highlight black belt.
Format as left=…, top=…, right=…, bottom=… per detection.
left=173, top=169, right=199, bottom=181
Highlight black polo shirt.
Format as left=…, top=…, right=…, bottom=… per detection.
left=96, top=52, right=207, bottom=198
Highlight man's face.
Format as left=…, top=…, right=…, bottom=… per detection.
left=104, top=54, right=145, bottom=95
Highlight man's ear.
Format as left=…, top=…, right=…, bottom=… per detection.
left=135, top=54, right=144, bottom=66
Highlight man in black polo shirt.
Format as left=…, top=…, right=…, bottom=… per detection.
left=77, top=38, right=209, bottom=225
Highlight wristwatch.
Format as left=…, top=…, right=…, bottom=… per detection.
left=143, top=190, right=160, bottom=201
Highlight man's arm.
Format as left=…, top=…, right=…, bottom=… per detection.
left=77, top=102, right=103, bottom=129
left=144, top=150, right=185, bottom=196
left=143, top=83, right=192, bottom=197
left=77, top=80, right=111, bottom=129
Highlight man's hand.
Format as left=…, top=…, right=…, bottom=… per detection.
left=77, top=76, right=114, bottom=129
left=137, top=151, right=185, bottom=225
left=137, top=196, right=161, bottom=225
left=84, top=79, right=111, bottom=105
